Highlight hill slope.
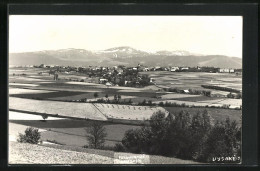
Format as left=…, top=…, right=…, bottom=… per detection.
left=9, top=142, right=200, bottom=164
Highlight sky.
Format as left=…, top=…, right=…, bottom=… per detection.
left=9, top=15, right=242, bottom=58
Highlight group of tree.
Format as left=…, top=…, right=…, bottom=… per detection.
left=164, top=87, right=211, bottom=97
left=120, top=110, right=241, bottom=163
left=96, top=98, right=133, bottom=105
left=227, top=92, right=242, bottom=99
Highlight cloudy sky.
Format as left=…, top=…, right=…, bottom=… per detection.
left=9, top=15, right=242, bottom=58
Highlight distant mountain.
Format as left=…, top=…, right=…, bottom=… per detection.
left=94, top=46, right=150, bottom=59
left=155, top=50, right=201, bottom=56
left=9, top=47, right=242, bottom=68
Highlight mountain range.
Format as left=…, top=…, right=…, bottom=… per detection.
left=9, top=46, right=242, bottom=68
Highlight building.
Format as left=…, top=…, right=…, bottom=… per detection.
left=99, top=78, right=108, bottom=84
left=143, top=68, right=150, bottom=72
left=181, top=67, right=189, bottom=71
left=229, top=69, right=235, bottom=73
left=171, top=67, right=179, bottom=72
left=105, top=82, right=112, bottom=87
left=219, top=68, right=235, bottom=73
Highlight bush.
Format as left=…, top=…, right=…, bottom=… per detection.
left=94, top=92, right=99, bottom=98
left=114, top=143, right=126, bottom=152
left=222, top=104, right=230, bottom=109
left=41, top=114, right=48, bottom=121
left=122, top=126, right=152, bottom=154
left=122, top=129, right=143, bottom=153
left=17, top=127, right=41, bottom=144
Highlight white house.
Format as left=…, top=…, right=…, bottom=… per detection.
left=99, top=78, right=108, bottom=84
left=219, top=68, right=229, bottom=73
left=181, top=67, right=189, bottom=71
left=171, top=67, right=179, bottom=72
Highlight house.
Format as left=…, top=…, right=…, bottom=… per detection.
left=219, top=68, right=230, bottom=73
left=39, top=64, right=45, bottom=68
left=143, top=68, right=150, bottom=72
left=229, top=69, right=235, bottom=73
left=99, top=78, right=108, bottom=84
left=106, top=82, right=112, bottom=87
left=171, top=67, right=179, bottom=72
left=183, top=89, right=189, bottom=93
left=219, top=68, right=235, bottom=73
left=117, top=69, right=124, bottom=74
left=155, top=66, right=162, bottom=71
left=181, top=67, right=189, bottom=71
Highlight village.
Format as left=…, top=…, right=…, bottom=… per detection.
left=25, top=64, right=243, bottom=88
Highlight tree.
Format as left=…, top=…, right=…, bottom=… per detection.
left=165, top=110, right=193, bottom=158
left=85, top=121, right=107, bottom=149
left=17, top=127, right=41, bottom=144
left=122, top=129, right=143, bottom=153
left=105, top=94, right=108, bottom=99
left=128, top=99, right=133, bottom=104
left=118, top=94, right=121, bottom=102
left=141, top=99, right=147, bottom=105
left=189, top=110, right=211, bottom=159
left=199, top=118, right=240, bottom=162
left=41, top=114, right=48, bottom=121
left=114, top=94, right=118, bottom=101
left=94, top=92, right=99, bottom=98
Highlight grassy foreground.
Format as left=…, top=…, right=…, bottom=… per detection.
left=9, top=141, right=200, bottom=164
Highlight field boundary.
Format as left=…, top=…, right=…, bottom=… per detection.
left=8, top=109, right=147, bottom=126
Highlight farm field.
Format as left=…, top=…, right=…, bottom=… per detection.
left=94, top=103, right=169, bottom=120
left=9, top=111, right=140, bottom=147
left=141, top=71, right=242, bottom=91
left=9, top=68, right=242, bottom=107
left=9, top=97, right=169, bottom=122
left=9, top=97, right=108, bottom=121
left=9, top=88, right=57, bottom=95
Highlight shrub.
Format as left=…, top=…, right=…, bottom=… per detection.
left=122, top=126, right=152, bottom=154
left=122, top=129, right=143, bottom=153
left=17, top=127, right=41, bottom=144
left=158, top=102, right=164, bottom=107
left=128, top=99, right=133, bottom=104
left=41, top=114, right=48, bottom=121
left=94, top=92, right=99, bottom=98
left=83, top=145, right=88, bottom=148
left=222, top=104, right=230, bottom=109
left=97, top=98, right=105, bottom=103
left=114, top=143, right=126, bottom=152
